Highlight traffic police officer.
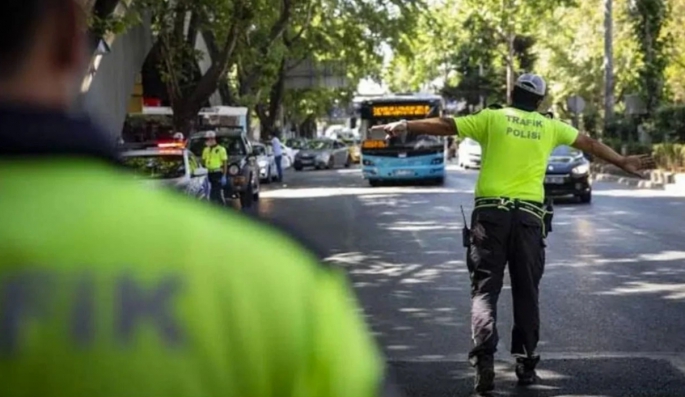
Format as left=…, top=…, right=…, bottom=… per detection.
left=374, top=73, right=654, bottom=395
left=202, top=130, right=228, bottom=204
left=0, top=1, right=399, bottom=396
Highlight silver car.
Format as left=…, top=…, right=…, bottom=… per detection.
left=293, top=139, right=351, bottom=171
left=251, top=141, right=279, bottom=183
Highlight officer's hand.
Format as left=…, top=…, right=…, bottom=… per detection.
left=619, top=154, right=656, bottom=178
left=370, top=120, right=408, bottom=136
left=220, top=175, right=228, bottom=186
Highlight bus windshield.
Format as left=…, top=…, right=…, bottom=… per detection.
left=363, top=118, right=443, bottom=149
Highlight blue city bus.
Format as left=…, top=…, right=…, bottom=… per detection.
left=358, top=95, right=446, bottom=186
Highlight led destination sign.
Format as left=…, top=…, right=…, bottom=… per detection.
left=371, top=104, right=431, bottom=118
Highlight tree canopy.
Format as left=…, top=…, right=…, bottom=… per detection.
left=99, top=0, right=683, bottom=140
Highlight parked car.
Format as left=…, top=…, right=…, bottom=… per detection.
left=544, top=145, right=592, bottom=203
left=119, top=142, right=208, bottom=200
left=458, top=137, right=482, bottom=169
left=188, top=128, right=260, bottom=209
left=252, top=141, right=279, bottom=183
left=342, top=137, right=361, bottom=163
left=293, top=139, right=351, bottom=170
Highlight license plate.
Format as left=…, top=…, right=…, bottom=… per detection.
left=300, top=159, right=312, bottom=164
left=394, top=170, right=413, bottom=176
left=545, top=176, right=564, bottom=184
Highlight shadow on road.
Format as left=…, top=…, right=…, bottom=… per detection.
left=390, top=357, right=685, bottom=397
left=253, top=168, right=685, bottom=396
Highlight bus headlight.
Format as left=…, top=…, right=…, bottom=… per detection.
left=431, top=157, right=444, bottom=165
left=572, top=164, right=589, bottom=175
left=228, top=164, right=240, bottom=175
left=363, top=159, right=375, bottom=166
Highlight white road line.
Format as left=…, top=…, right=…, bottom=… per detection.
left=389, top=352, right=685, bottom=375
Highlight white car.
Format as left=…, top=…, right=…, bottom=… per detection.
left=458, top=138, right=482, bottom=169
left=120, top=142, right=209, bottom=199
left=252, top=142, right=279, bottom=183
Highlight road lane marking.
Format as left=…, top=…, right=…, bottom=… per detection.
left=387, top=352, right=685, bottom=375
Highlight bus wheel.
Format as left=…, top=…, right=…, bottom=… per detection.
left=369, top=179, right=381, bottom=187
left=433, top=177, right=445, bottom=185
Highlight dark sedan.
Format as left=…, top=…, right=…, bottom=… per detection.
left=544, top=145, right=592, bottom=203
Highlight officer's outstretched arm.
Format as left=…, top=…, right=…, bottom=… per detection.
left=571, top=134, right=655, bottom=177
left=571, top=134, right=624, bottom=167
left=299, top=268, right=403, bottom=397
left=405, top=117, right=457, bottom=137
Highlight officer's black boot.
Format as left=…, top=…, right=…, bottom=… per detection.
left=515, top=356, right=540, bottom=386
left=473, top=355, right=495, bottom=395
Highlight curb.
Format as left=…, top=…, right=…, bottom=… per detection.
left=591, top=173, right=665, bottom=189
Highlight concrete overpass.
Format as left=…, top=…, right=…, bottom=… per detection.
left=76, top=0, right=154, bottom=139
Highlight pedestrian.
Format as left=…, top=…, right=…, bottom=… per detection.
left=271, top=131, right=284, bottom=182
left=0, top=1, right=396, bottom=395
left=372, top=73, right=655, bottom=395
left=201, top=130, right=228, bottom=205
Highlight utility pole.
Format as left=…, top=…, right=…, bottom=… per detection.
left=604, top=0, right=615, bottom=128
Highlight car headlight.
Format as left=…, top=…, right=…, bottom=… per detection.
left=228, top=164, right=240, bottom=175
left=258, top=159, right=268, bottom=167
left=572, top=163, right=589, bottom=175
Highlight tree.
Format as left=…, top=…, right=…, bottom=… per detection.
left=664, top=0, right=685, bottom=102
left=138, top=0, right=305, bottom=133
left=252, top=0, right=423, bottom=137
left=628, top=0, right=671, bottom=116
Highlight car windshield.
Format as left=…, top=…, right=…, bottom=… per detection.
left=285, top=139, right=304, bottom=149
left=342, top=139, right=360, bottom=146
left=122, top=154, right=185, bottom=179
left=305, top=140, right=332, bottom=150
left=253, top=145, right=267, bottom=156
left=189, top=136, right=246, bottom=157
left=551, top=145, right=582, bottom=157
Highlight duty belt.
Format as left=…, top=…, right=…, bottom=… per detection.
left=474, top=197, right=547, bottom=220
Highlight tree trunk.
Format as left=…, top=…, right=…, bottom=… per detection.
left=171, top=101, right=201, bottom=134
left=604, top=0, right=615, bottom=127
left=505, top=33, right=515, bottom=104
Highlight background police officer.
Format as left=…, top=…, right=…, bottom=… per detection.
left=0, top=1, right=398, bottom=396
left=202, top=130, right=228, bottom=205
left=373, top=73, right=655, bottom=395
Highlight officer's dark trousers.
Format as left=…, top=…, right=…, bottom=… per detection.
left=467, top=206, right=545, bottom=366
left=208, top=171, right=224, bottom=205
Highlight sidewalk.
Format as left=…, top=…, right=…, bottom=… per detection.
left=591, top=164, right=685, bottom=193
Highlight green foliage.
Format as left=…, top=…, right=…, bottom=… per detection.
left=652, top=143, right=685, bottom=171
left=628, top=0, right=671, bottom=115
left=248, top=0, right=424, bottom=133
left=88, top=9, right=142, bottom=38
left=654, top=104, right=685, bottom=142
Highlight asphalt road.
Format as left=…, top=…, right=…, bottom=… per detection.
left=256, top=163, right=685, bottom=397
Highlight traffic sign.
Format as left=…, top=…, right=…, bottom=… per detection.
left=567, top=95, right=586, bottom=114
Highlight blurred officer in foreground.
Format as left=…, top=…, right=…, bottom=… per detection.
left=0, top=1, right=397, bottom=397
left=373, top=73, right=654, bottom=395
